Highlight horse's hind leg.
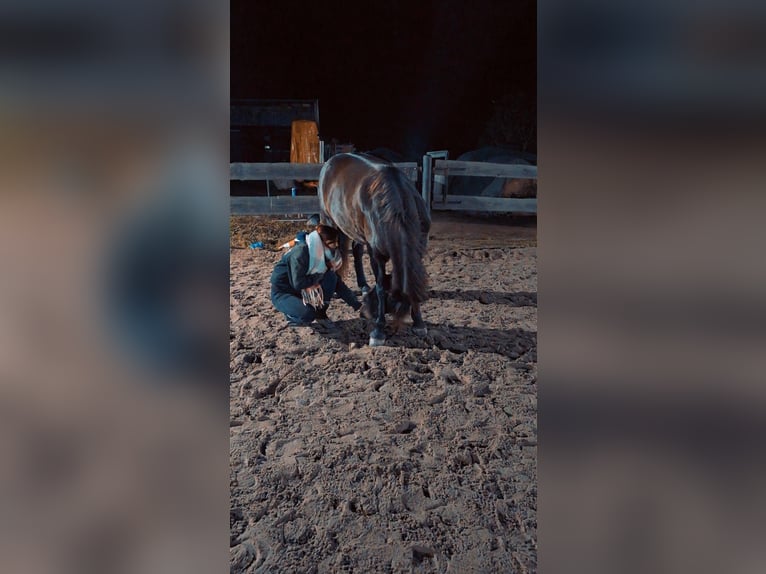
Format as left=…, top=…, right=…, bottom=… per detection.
left=368, top=249, right=381, bottom=285
left=369, top=253, right=387, bottom=346
left=411, top=302, right=428, bottom=337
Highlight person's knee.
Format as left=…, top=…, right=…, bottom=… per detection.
left=281, top=299, right=314, bottom=323
left=289, top=306, right=315, bottom=323
left=273, top=292, right=314, bottom=322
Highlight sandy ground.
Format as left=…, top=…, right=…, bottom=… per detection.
left=230, top=213, right=537, bottom=573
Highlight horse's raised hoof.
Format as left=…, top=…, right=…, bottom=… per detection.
left=369, top=336, right=386, bottom=347
left=413, top=326, right=428, bottom=337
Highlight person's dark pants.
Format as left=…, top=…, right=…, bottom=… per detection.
left=271, top=271, right=339, bottom=325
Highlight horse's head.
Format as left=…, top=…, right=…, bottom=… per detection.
left=360, top=273, right=410, bottom=331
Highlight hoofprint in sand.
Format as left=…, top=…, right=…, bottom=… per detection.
left=230, top=216, right=537, bottom=573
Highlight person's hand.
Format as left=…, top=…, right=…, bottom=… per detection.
left=301, top=284, right=324, bottom=308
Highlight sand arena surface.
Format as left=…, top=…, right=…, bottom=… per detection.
left=230, top=213, right=537, bottom=573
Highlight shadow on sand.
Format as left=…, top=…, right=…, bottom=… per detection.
left=428, top=290, right=537, bottom=307
left=314, top=318, right=536, bottom=363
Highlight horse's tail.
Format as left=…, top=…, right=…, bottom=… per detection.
left=375, top=169, right=429, bottom=319
left=388, top=238, right=427, bottom=324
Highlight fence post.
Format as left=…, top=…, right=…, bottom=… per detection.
left=422, top=154, right=432, bottom=214
left=426, top=150, right=449, bottom=205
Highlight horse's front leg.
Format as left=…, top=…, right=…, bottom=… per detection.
left=334, top=232, right=351, bottom=278
left=411, top=302, right=428, bottom=337
left=352, top=242, right=369, bottom=291
left=369, top=255, right=387, bottom=346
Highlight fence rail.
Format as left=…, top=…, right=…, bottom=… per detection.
left=430, top=196, right=537, bottom=213
left=230, top=162, right=323, bottom=180
left=433, top=160, right=537, bottom=179
left=230, top=162, right=418, bottom=181
left=230, top=196, right=320, bottom=216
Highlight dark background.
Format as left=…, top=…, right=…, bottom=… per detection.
left=231, top=0, right=536, bottom=159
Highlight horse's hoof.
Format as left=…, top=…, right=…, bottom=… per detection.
left=369, top=336, right=386, bottom=347
left=413, top=326, right=428, bottom=337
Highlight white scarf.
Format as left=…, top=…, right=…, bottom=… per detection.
left=306, top=230, right=329, bottom=275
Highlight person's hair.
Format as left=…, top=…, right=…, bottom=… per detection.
left=316, top=224, right=339, bottom=244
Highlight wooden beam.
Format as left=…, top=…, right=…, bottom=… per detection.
left=434, top=160, right=537, bottom=179
left=230, top=162, right=419, bottom=182
left=430, top=196, right=537, bottom=213
left=231, top=196, right=320, bottom=215
left=230, top=163, right=323, bottom=180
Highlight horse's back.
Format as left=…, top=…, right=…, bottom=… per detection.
left=319, top=153, right=379, bottom=190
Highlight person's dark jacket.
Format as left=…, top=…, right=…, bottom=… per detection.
left=270, top=243, right=324, bottom=295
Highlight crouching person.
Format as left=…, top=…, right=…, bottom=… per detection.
left=270, top=224, right=360, bottom=327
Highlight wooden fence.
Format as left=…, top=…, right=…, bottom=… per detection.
left=229, top=158, right=536, bottom=215
left=425, top=159, right=537, bottom=214
left=230, top=162, right=418, bottom=215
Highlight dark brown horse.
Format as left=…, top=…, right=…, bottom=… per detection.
left=318, top=153, right=430, bottom=346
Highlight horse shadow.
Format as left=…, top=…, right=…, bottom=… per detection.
left=428, top=290, right=537, bottom=307
left=315, top=318, right=536, bottom=362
